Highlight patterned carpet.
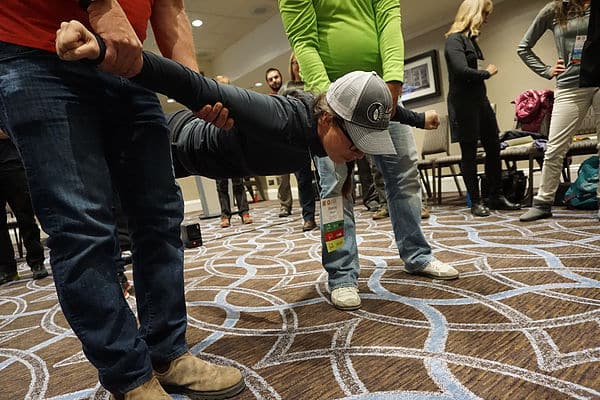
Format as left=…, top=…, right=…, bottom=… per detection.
left=1, top=198, right=600, bottom=400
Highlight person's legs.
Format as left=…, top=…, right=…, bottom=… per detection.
left=0, top=192, right=18, bottom=283
left=521, top=87, right=599, bottom=221
left=106, top=79, right=189, bottom=365
left=355, top=156, right=379, bottom=211
left=368, top=155, right=389, bottom=220
left=479, top=105, right=502, bottom=197
left=0, top=45, right=156, bottom=394
left=373, top=122, right=431, bottom=270
left=459, top=139, right=490, bottom=217
left=112, top=87, right=244, bottom=397
left=458, top=140, right=481, bottom=202
left=315, top=156, right=360, bottom=288
left=277, top=174, right=292, bottom=216
left=5, top=166, right=47, bottom=277
left=479, top=104, right=520, bottom=211
left=232, top=177, right=252, bottom=224
left=295, top=156, right=316, bottom=229
left=374, top=121, right=458, bottom=279
left=216, top=178, right=232, bottom=227
left=231, top=178, right=249, bottom=216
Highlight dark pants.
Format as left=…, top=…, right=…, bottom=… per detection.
left=216, top=177, right=249, bottom=218
left=0, top=162, right=44, bottom=273
left=457, top=103, right=502, bottom=203
left=295, top=157, right=316, bottom=222
left=0, top=42, right=186, bottom=393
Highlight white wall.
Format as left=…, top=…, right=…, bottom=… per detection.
left=182, top=0, right=567, bottom=208
left=405, top=0, right=558, bottom=153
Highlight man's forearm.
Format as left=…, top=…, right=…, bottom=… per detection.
left=151, top=0, right=199, bottom=72
left=86, top=0, right=144, bottom=77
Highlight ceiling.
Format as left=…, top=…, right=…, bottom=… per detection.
left=149, top=0, right=500, bottom=110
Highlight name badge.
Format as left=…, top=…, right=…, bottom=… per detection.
left=571, top=35, right=587, bottom=65
left=320, top=196, right=344, bottom=252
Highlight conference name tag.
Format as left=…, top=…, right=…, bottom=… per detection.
left=321, top=196, right=344, bottom=252
left=571, top=35, right=586, bottom=65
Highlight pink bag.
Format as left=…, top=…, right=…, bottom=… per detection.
left=515, top=89, right=554, bottom=133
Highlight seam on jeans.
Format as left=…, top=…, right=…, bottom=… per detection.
left=116, top=367, right=154, bottom=395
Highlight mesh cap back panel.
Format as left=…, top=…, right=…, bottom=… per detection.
left=350, top=77, right=391, bottom=130
left=327, top=72, right=369, bottom=120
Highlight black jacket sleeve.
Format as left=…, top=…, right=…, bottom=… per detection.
left=445, top=34, right=491, bottom=82
left=133, top=51, right=220, bottom=111
left=392, top=105, right=425, bottom=128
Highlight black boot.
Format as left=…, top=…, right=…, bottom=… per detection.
left=31, top=263, right=49, bottom=280
left=471, top=202, right=490, bottom=217
left=488, top=195, right=521, bottom=210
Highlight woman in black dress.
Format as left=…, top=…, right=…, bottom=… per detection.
left=444, top=0, right=520, bottom=216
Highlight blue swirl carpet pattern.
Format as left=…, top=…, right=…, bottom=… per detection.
left=1, top=200, right=599, bottom=399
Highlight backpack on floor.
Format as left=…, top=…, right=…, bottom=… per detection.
left=564, top=156, right=599, bottom=210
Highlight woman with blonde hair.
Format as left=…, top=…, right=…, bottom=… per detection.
left=518, top=0, right=598, bottom=221
left=445, top=0, right=520, bottom=217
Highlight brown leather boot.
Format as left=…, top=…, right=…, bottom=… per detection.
left=110, top=376, right=171, bottom=400
left=155, top=352, right=245, bottom=399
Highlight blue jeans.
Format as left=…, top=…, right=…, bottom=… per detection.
left=316, top=121, right=432, bottom=290
left=0, top=42, right=187, bottom=393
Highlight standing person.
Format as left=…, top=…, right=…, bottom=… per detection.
left=278, top=0, right=459, bottom=311
left=266, top=67, right=294, bottom=217
left=0, top=1, right=244, bottom=399
left=216, top=177, right=253, bottom=227
left=0, top=130, right=48, bottom=285
left=213, top=75, right=253, bottom=228
left=279, top=54, right=318, bottom=231
left=445, top=0, right=521, bottom=217
left=518, top=0, right=599, bottom=222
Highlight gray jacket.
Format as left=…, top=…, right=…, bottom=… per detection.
left=517, top=1, right=591, bottom=89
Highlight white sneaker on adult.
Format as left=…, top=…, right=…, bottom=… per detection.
left=331, top=287, right=361, bottom=310
left=407, top=260, right=459, bottom=280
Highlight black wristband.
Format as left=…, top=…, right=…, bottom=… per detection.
left=81, top=34, right=106, bottom=65
left=78, top=0, right=95, bottom=12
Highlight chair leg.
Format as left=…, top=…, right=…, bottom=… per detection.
left=437, top=165, right=443, bottom=205
left=16, top=230, right=23, bottom=259
left=449, top=165, right=463, bottom=197
left=419, top=169, right=433, bottom=198
left=525, top=156, right=534, bottom=207
left=432, top=164, right=438, bottom=205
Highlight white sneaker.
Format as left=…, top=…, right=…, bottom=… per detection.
left=407, top=260, right=459, bottom=280
left=331, top=287, right=361, bottom=310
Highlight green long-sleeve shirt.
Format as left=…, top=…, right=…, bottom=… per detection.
left=278, top=0, right=404, bottom=93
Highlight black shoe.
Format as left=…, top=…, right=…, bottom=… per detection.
left=488, top=195, right=521, bottom=210
left=31, top=263, right=49, bottom=280
left=471, top=202, right=491, bottom=217
left=0, top=271, right=19, bottom=285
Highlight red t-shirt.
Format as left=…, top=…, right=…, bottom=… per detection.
left=0, top=1, right=152, bottom=53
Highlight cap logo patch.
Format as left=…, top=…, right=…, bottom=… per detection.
left=367, top=102, right=385, bottom=123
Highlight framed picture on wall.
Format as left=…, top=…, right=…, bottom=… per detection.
left=401, top=49, right=441, bottom=105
